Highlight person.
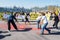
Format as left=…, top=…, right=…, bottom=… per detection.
left=40, top=12, right=51, bottom=34
left=36, top=14, right=41, bottom=29
left=58, top=12, right=60, bottom=21
left=50, top=12, right=53, bottom=20
left=45, top=11, right=51, bottom=21
left=7, top=12, right=18, bottom=31
left=53, top=12, right=59, bottom=29
left=3, top=12, right=8, bottom=20
left=25, top=15, right=30, bottom=24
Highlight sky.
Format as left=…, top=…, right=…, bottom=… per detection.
left=0, top=0, right=60, bottom=8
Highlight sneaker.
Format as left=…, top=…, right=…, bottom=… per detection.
left=6, top=30, right=11, bottom=33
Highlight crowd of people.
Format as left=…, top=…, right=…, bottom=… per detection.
left=36, top=11, right=60, bottom=34
left=1, top=11, right=60, bottom=35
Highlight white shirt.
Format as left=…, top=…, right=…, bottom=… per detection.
left=3, top=14, right=8, bottom=19
left=41, top=16, right=48, bottom=24
left=36, top=16, right=41, bottom=21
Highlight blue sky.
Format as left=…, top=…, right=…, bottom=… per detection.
left=0, top=0, right=60, bottom=8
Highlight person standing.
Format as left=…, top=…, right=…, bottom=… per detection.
left=7, top=12, right=18, bottom=31
left=53, top=12, right=59, bottom=29
left=36, top=14, right=41, bottom=29
left=25, top=15, right=30, bottom=25
left=45, top=12, right=51, bottom=21
left=3, top=12, right=8, bottom=20
left=40, top=12, right=51, bottom=34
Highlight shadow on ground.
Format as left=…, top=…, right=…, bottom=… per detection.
left=43, top=31, right=60, bottom=35
left=0, top=34, right=11, bottom=39
left=48, top=27, right=60, bottom=29
left=10, top=28, right=32, bottom=32
left=0, top=31, right=11, bottom=39
left=0, top=31, right=9, bottom=34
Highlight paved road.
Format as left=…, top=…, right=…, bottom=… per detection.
left=0, top=20, right=60, bottom=40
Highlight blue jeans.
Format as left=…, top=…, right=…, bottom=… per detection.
left=37, top=20, right=40, bottom=29
left=41, top=22, right=50, bottom=34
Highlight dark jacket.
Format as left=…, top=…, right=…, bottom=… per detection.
left=54, top=15, right=59, bottom=22
left=7, top=14, right=17, bottom=21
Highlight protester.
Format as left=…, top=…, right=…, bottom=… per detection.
left=40, top=12, right=51, bottom=34
left=36, top=13, right=41, bottom=29
left=50, top=12, right=53, bottom=20
left=53, top=12, right=59, bottom=29
left=45, top=11, right=51, bottom=21
left=25, top=15, right=30, bottom=25
left=7, top=12, right=18, bottom=31
left=3, top=12, right=8, bottom=20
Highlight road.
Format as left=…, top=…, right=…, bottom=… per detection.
left=0, top=20, right=60, bottom=40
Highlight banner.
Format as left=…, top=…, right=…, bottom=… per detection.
left=30, top=12, right=39, bottom=20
